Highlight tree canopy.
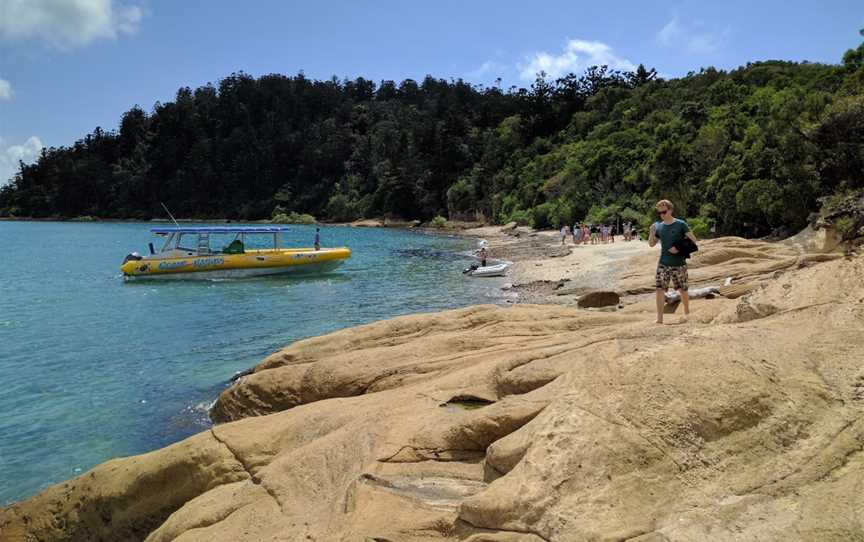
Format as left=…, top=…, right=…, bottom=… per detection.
left=2, top=39, right=863, bottom=238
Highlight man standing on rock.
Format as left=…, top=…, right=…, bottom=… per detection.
left=649, top=199, right=698, bottom=324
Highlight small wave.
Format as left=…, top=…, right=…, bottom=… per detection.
left=169, top=401, right=215, bottom=432
left=190, top=400, right=216, bottom=414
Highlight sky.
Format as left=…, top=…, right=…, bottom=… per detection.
left=0, top=0, right=862, bottom=184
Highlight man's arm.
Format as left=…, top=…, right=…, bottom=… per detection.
left=685, top=231, right=698, bottom=245
left=648, top=223, right=658, bottom=247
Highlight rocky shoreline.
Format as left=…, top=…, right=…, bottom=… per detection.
left=3, top=230, right=863, bottom=541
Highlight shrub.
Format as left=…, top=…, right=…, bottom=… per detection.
left=430, top=215, right=448, bottom=229
left=325, top=194, right=360, bottom=222
left=815, top=189, right=864, bottom=241
left=833, top=215, right=857, bottom=238
left=687, top=216, right=715, bottom=238
left=548, top=200, right=575, bottom=228
left=585, top=204, right=616, bottom=225
left=446, top=178, right=476, bottom=214
left=272, top=212, right=316, bottom=225
left=505, top=208, right=533, bottom=226
left=531, top=202, right=555, bottom=229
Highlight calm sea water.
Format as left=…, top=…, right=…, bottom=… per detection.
left=0, top=222, right=504, bottom=505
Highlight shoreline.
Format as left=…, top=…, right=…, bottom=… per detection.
left=3, top=231, right=858, bottom=540
left=456, top=223, right=658, bottom=305
left=0, top=216, right=483, bottom=227
left=0, top=222, right=494, bottom=508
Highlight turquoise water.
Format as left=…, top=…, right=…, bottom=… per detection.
left=0, top=222, right=503, bottom=505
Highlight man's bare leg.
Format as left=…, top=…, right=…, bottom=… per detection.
left=655, top=288, right=666, bottom=324
left=679, top=288, right=690, bottom=322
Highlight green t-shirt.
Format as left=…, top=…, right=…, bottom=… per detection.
left=656, top=218, right=690, bottom=267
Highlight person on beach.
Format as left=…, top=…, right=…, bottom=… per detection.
left=583, top=224, right=590, bottom=244
left=590, top=224, right=598, bottom=244
left=479, top=246, right=487, bottom=267
left=649, top=199, right=699, bottom=324
left=314, top=227, right=321, bottom=251
left=573, top=223, right=581, bottom=244
left=560, top=225, right=569, bottom=245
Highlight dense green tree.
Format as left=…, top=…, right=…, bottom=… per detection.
left=2, top=39, right=863, bottom=238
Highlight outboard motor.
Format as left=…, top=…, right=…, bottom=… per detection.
left=122, top=251, right=143, bottom=265
left=462, top=264, right=479, bottom=275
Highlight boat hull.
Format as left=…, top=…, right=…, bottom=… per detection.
left=121, top=248, right=351, bottom=280
left=469, top=263, right=509, bottom=277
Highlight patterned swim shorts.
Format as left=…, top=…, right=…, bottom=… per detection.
left=655, top=264, right=688, bottom=290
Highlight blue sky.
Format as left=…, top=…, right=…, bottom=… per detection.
left=0, top=0, right=862, bottom=183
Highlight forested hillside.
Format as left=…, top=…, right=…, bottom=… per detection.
left=2, top=40, right=863, bottom=237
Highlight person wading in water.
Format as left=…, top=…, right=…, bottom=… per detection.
left=648, top=199, right=699, bottom=324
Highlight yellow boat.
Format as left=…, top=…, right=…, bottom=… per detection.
left=120, top=226, right=351, bottom=280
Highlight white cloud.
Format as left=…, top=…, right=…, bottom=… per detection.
left=0, top=78, right=11, bottom=100
left=0, top=136, right=43, bottom=185
left=518, top=39, right=636, bottom=81
left=687, top=34, right=721, bottom=55
left=466, top=60, right=508, bottom=80
left=656, top=16, right=726, bottom=55
left=0, top=0, right=144, bottom=49
left=657, top=18, right=681, bottom=47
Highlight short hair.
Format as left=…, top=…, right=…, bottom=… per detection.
left=655, top=199, right=674, bottom=211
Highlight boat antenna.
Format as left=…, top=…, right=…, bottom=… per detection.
left=160, top=201, right=180, bottom=227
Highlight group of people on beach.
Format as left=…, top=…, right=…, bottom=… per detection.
left=476, top=199, right=697, bottom=325
left=558, top=201, right=699, bottom=325
left=560, top=222, right=639, bottom=245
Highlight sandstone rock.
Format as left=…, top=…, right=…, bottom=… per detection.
left=617, top=236, right=807, bottom=294
left=718, top=282, right=762, bottom=299
left=351, top=218, right=384, bottom=227
left=5, top=243, right=864, bottom=542
left=0, top=432, right=249, bottom=542
left=383, top=218, right=421, bottom=228
left=576, top=290, right=620, bottom=308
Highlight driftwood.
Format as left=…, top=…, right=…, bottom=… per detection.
left=664, top=286, right=721, bottom=304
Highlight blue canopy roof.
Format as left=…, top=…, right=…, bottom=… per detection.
left=150, top=226, right=291, bottom=234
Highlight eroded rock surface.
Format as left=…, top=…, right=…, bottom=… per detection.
left=3, top=239, right=863, bottom=542
left=576, top=290, right=620, bottom=308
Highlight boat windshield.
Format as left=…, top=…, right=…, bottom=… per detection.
left=153, top=227, right=289, bottom=255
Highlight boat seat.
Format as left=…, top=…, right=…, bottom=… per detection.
left=223, top=240, right=245, bottom=254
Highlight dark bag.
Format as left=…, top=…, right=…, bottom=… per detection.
left=673, top=237, right=699, bottom=259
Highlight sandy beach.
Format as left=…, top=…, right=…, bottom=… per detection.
left=461, top=224, right=656, bottom=304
